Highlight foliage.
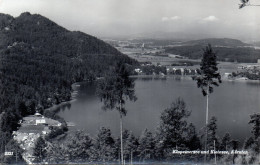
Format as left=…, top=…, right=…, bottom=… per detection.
left=220, top=133, right=232, bottom=151
left=96, top=62, right=137, bottom=116
left=238, top=113, right=260, bottom=164
left=193, top=45, right=221, bottom=162
left=217, top=133, right=233, bottom=163
left=184, top=123, right=201, bottom=150
left=244, top=137, right=255, bottom=150
left=241, top=113, right=260, bottom=163
left=65, top=131, right=92, bottom=162
left=36, top=108, right=260, bottom=164
left=45, top=125, right=68, bottom=141
left=33, top=136, right=47, bottom=163
left=0, top=12, right=137, bottom=155
left=1, top=139, right=25, bottom=164
left=195, top=44, right=221, bottom=96
left=139, top=65, right=167, bottom=75
left=137, top=129, right=156, bottom=161
left=243, top=136, right=259, bottom=164
left=0, top=112, right=20, bottom=133
left=46, top=142, right=68, bottom=163
left=206, top=116, right=219, bottom=150
left=122, top=130, right=139, bottom=162
left=90, top=127, right=117, bottom=162
left=155, top=98, right=199, bottom=160
left=157, top=98, right=191, bottom=148
left=46, top=131, right=93, bottom=163
left=231, top=70, right=260, bottom=80
left=249, top=113, right=260, bottom=140
left=96, top=62, right=137, bottom=164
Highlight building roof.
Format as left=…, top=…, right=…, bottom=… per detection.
left=23, top=115, right=61, bottom=126
left=34, top=112, right=42, bottom=116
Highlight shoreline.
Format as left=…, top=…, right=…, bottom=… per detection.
left=131, top=74, right=260, bottom=83
left=44, top=82, right=81, bottom=113
left=12, top=82, right=83, bottom=164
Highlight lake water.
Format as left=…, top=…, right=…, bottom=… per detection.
left=58, top=76, right=260, bottom=143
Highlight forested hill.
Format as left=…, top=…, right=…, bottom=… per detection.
left=0, top=12, right=137, bottom=152
left=182, top=38, right=249, bottom=47
left=0, top=12, right=132, bottom=57
left=166, top=38, right=260, bottom=63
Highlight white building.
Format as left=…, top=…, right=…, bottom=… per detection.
left=134, top=68, right=142, bottom=74
left=35, top=118, right=46, bottom=125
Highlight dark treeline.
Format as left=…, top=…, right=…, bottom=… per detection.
left=231, top=71, right=260, bottom=80
left=30, top=98, right=260, bottom=164
left=33, top=98, right=202, bottom=164
left=0, top=12, right=138, bottom=159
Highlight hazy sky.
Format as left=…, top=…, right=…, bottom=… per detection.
left=0, top=0, right=259, bottom=41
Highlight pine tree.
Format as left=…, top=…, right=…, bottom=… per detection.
left=207, top=116, right=219, bottom=151
left=90, top=127, right=117, bottom=162
left=185, top=123, right=201, bottom=150
left=220, top=133, right=232, bottom=151
left=249, top=113, right=260, bottom=140
left=122, top=130, right=139, bottom=163
left=218, top=133, right=233, bottom=163
left=194, top=44, right=221, bottom=159
left=244, top=113, right=260, bottom=163
left=156, top=98, right=191, bottom=159
left=137, top=129, right=155, bottom=161
left=65, top=131, right=92, bottom=162
left=46, top=143, right=68, bottom=164
left=205, top=116, right=220, bottom=163
left=33, top=136, right=47, bottom=163
left=96, top=62, right=137, bottom=164
left=244, top=137, right=255, bottom=150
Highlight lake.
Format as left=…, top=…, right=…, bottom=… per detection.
left=58, top=76, right=260, bottom=143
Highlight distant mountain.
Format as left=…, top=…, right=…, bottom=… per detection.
left=130, top=31, right=214, bottom=41
left=165, top=38, right=260, bottom=63
left=130, top=38, right=251, bottom=48
left=182, top=38, right=250, bottom=47
left=0, top=12, right=137, bottom=145
left=128, top=30, right=252, bottom=42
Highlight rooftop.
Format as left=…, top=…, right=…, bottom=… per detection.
left=23, top=114, right=61, bottom=126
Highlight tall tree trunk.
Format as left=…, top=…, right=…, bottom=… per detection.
left=214, top=140, right=217, bottom=164
left=130, top=150, right=133, bottom=165
left=204, top=85, right=209, bottom=163
left=120, top=114, right=124, bottom=165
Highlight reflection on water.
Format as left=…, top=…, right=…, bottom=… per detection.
left=60, top=103, right=71, bottom=111
left=59, top=77, right=260, bottom=143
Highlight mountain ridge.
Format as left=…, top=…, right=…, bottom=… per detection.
left=121, top=30, right=251, bottom=42
left=181, top=38, right=250, bottom=47
left=0, top=12, right=137, bottom=151
left=0, top=12, right=125, bottom=58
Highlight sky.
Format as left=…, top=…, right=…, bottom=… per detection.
left=0, top=0, right=259, bottom=41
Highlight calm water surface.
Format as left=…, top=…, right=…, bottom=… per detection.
left=59, top=76, right=260, bottom=142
